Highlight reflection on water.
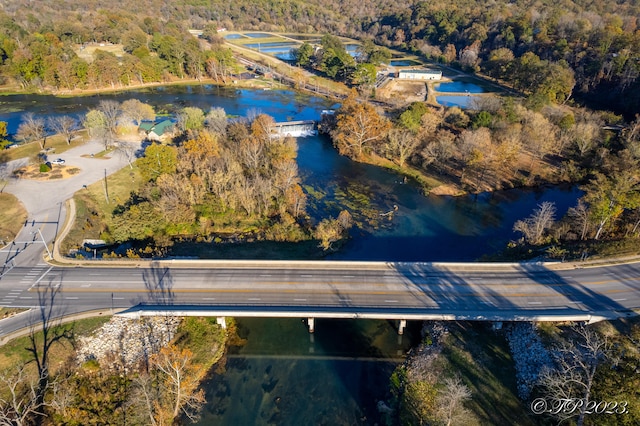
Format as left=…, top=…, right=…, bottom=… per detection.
left=435, top=95, right=478, bottom=109
left=389, top=60, right=420, bottom=66
left=434, top=81, right=485, bottom=93
left=297, top=133, right=581, bottom=261
left=196, top=318, right=416, bottom=426
left=245, top=33, right=273, bottom=38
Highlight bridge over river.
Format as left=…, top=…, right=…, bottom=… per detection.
left=1, top=259, right=639, bottom=340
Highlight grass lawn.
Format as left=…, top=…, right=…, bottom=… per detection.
left=0, top=307, right=27, bottom=320
left=0, top=316, right=111, bottom=372
left=60, top=163, right=144, bottom=254
left=5, top=130, right=90, bottom=162
left=0, top=192, right=28, bottom=245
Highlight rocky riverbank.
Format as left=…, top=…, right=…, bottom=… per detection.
left=76, top=316, right=181, bottom=370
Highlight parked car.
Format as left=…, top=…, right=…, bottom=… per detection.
left=50, top=158, right=65, bottom=165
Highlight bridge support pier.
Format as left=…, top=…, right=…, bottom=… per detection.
left=307, top=317, right=315, bottom=333
left=216, top=317, right=227, bottom=329
left=398, top=319, right=407, bottom=335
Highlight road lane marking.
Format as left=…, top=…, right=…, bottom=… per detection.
left=385, top=300, right=398, bottom=303
left=260, top=274, right=272, bottom=277
left=301, top=275, right=313, bottom=278
left=65, top=297, right=79, bottom=300
left=202, top=298, right=216, bottom=301
left=19, top=296, right=33, bottom=299
left=527, top=302, right=542, bottom=305
left=80, top=284, right=91, bottom=288
left=342, top=275, right=355, bottom=278
left=614, top=298, right=627, bottom=301
left=293, top=298, right=307, bottom=302
left=112, top=297, right=125, bottom=300
left=248, top=298, right=261, bottom=301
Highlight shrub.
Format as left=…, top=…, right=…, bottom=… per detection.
left=40, top=163, right=51, bottom=173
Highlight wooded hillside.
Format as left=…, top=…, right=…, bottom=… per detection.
left=0, top=0, right=639, bottom=114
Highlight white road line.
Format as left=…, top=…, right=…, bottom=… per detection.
left=301, top=275, right=313, bottom=278
left=65, top=297, right=79, bottom=300
left=385, top=300, right=398, bottom=303
left=293, top=298, right=307, bottom=302
left=527, top=301, right=542, bottom=305
left=19, top=296, right=33, bottom=299
left=260, top=274, right=272, bottom=277
left=112, top=297, right=125, bottom=300
left=89, top=274, right=103, bottom=276
left=248, top=297, right=261, bottom=301
left=4, top=295, right=18, bottom=299
left=342, top=275, right=355, bottom=278
left=613, top=298, right=627, bottom=302
left=61, top=280, right=142, bottom=284
left=339, top=298, right=351, bottom=302
left=202, top=298, right=216, bottom=301
left=80, top=284, right=91, bottom=288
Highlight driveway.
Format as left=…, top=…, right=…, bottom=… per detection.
left=2, top=140, right=141, bottom=266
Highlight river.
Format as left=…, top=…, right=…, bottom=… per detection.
left=0, top=85, right=581, bottom=424
left=195, top=317, right=419, bottom=426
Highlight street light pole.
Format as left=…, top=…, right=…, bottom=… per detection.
left=37, top=228, right=52, bottom=259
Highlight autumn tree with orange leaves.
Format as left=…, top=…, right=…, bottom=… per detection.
left=136, top=345, right=206, bottom=426
left=331, top=92, right=391, bottom=159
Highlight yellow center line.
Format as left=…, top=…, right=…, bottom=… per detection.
left=47, top=286, right=632, bottom=298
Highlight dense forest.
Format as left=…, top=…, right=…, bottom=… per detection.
left=1, top=0, right=640, bottom=114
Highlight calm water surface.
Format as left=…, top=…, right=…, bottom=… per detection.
left=434, top=80, right=485, bottom=93
left=196, top=317, right=418, bottom=426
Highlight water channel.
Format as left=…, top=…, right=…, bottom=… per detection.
left=196, top=317, right=419, bottom=426
left=0, top=86, right=581, bottom=424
